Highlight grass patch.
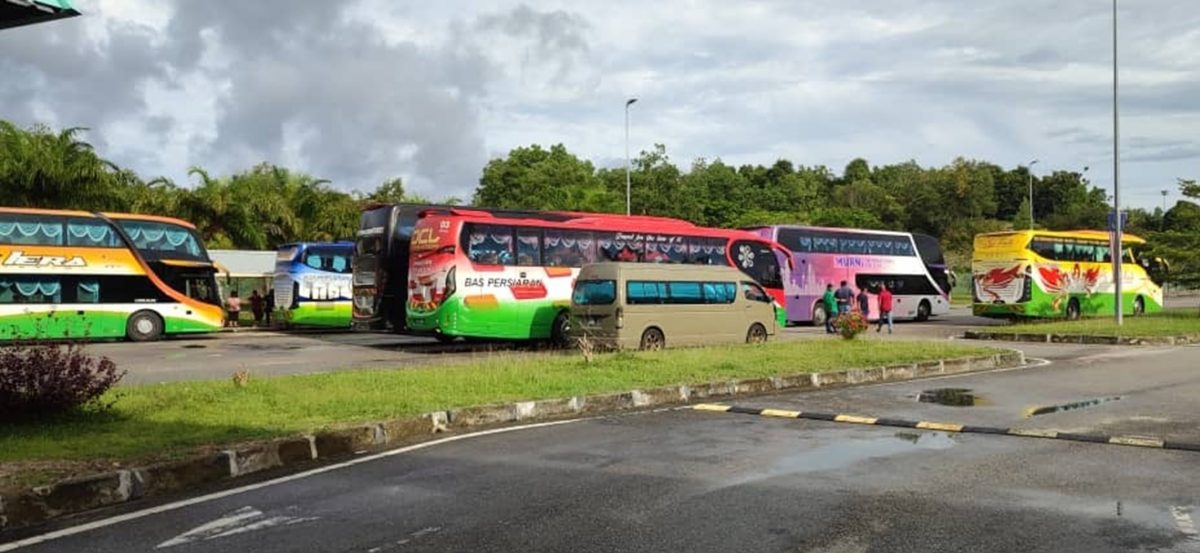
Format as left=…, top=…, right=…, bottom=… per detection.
left=0, top=339, right=996, bottom=486
left=950, top=278, right=973, bottom=306
left=987, top=310, right=1200, bottom=337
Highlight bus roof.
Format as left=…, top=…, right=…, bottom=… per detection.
left=976, top=229, right=1146, bottom=245
left=421, top=207, right=704, bottom=231
left=743, top=224, right=913, bottom=237
left=0, top=207, right=198, bottom=230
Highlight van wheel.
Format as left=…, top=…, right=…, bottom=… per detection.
left=550, top=311, right=572, bottom=348
left=811, top=303, right=828, bottom=327
left=915, top=300, right=931, bottom=322
left=746, top=323, right=768, bottom=344
left=126, top=310, right=164, bottom=342
left=1133, top=296, right=1145, bottom=316
left=639, top=328, right=665, bottom=351
left=1065, top=298, right=1081, bottom=321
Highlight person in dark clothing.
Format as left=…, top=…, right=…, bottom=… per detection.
left=250, top=289, right=265, bottom=326
left=265, top=288, right=275, bottom=325
left=857, top=288, right=870, bottom=320
left=835, top=280, right=854, bottom=315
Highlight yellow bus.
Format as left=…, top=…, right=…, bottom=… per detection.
left=971, top=230, right=1163, bottom=319
left=0, top=207, right=224, bottom=341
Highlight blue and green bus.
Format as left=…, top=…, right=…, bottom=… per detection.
left=274, top=242, right=353, bottom=328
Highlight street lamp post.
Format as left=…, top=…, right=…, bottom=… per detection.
left=1027, top=159, right=1039, bottom=229
left=624, top=98, right=638, bottom=216
left=1111, top=0, right=1123, bottom=326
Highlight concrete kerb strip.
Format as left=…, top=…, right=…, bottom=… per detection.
left=693, top=403, right=1200, bottom=453
left=0, top=350, right=1026, bottom=533
left=963, top=330, right=1200, bottom=346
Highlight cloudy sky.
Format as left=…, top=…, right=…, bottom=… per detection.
left=2, top=0, right=1198, bottom=209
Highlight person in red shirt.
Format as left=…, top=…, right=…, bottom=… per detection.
left=876, top=283, right=894, bottom=334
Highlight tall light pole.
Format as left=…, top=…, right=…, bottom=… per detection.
left=1111, top=0, right=1123, bottom=326
left=1161, top=189, right=1169, bottom=214
left=624, top=98, right=638, bottom=216
left=1027, top=159, right=1039, bottom=229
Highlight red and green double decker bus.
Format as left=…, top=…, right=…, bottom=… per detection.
left=402, top=208, right=791, bottom=344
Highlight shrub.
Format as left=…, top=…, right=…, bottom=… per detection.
left=0, top=340, right=125, bottom=421
left=834, top=311, right=869, bottom=340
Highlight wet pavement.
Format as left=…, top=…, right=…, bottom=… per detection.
left=8, top=338, right=1200, bottom=552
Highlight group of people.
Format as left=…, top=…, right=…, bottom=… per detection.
left=821, top=280, right=894, bottom=334
left=225, top=288, right=274, bottom=328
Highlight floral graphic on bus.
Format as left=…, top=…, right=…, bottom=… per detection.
left=1038, top=264, right=1102, bottom=311
left=737, top=244, right=754, bottom=269
left=975, top=264, right=1023, bottom=302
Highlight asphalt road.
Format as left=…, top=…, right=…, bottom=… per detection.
left=9, top=339, right=1200, bottom=552
left=98, top=306, right=1001, bottom=384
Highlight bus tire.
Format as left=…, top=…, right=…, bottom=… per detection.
left=811, top=303, right=828, bottom=327
left=915, top=300, right=932, bottom=322
left=639, top=327, right=665, bottom=351
left=126, top=310, right=164, bottom=342
left=746, top=323, right=768, bottom=344
left=434, top=332, right=457, bottom=344
left=1066, top=298, right=1081, bottom=321
left=1133, top=296, right=1145, bottom=316
left=550, top=311, right=572, bottom=348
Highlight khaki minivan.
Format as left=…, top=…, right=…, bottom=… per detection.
left=569, top=263, right=777, bottom=350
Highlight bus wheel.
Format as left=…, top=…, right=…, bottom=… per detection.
left=811, top=303, right=828, bottom=327
left=915, top=300, right=932, bottom=322
left=126, top=311, right=164, bottom=342
left=550, top=311, right=572, bottom=348
left=1133, top=296, right=1145, bottom=316
left=746, top=323, right=768, bottom=344
left=1066, top=298, right=1081, bottom=321
left=639, top=328, right=665, bottom=351
left=434, top=332, right=457, bottom=344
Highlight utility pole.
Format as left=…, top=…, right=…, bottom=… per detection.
left=625, top=98, right=638, bottom=216
left=1111, top=0, right=1123, bottom=326
left=1027, top=159, right=1039, bottom=229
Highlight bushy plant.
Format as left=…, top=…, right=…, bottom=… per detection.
left=0, top=339, right=125, bottom=421
left=833, top=311, right=869, bottom=340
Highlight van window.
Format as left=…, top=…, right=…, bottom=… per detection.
left=573, top=280, right=615, bottom=305
left=741, top=281, right=771, bottom=303
left=703, top=282, right=737, bottom=304
left=667, top=282, right=703, bottom=303
left=626, top=281, right=668, bottom=304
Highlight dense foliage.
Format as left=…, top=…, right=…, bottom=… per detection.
left=3, top=121, right=1198, bottom=283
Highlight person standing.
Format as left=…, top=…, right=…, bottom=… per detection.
left=265, top=288, right=275, bottom=326
left=822, top=283, right=838, bottom=334
left=226, top=290, right=241, bottom=329
left=857, top=287, right=870, bottom=320
left=835, top=280, right=854, bottom=315
left=876, top=283, right=894, bottom=334
left=250, top=289, right=265, bottom=326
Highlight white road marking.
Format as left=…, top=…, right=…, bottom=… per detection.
left=1172, top=506, right=1198, bottom=540
left=0, top=419, right=583, bottom=552
left=155, top=506, right=317, bottom=548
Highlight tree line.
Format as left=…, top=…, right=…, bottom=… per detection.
left=2, top=120, right=1197, bottom=283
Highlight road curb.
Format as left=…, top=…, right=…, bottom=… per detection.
left=962, top=330, right=1200, bottom=346
left=0, top=350, right=1025, bottom=534
left=692, top=403, right=1200, bottom=453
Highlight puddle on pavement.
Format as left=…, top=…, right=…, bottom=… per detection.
left=917, top=387, right=986, bottom=407
left=728, top=431, right=957, bottom=486
left=181, top=344, right=207, bottom=349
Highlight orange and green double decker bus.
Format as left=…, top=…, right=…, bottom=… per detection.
left=0, top=208, right=224, bottom=341
left=971, top=229, right=1163, bottom=319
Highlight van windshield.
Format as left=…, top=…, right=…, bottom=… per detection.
left=573, top=280, right=615, bottom=305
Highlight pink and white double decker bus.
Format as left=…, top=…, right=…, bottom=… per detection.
left=743, top=225, right=952, bottom=325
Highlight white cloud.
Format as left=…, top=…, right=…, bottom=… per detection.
left=2, top=0, right=1199, bottom=208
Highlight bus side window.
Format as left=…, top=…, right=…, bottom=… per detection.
left=0, top=214, right=65, bottom=246
left=516, top=229, right=541, bottom=266
left=467, top=224, right=515, bottom=265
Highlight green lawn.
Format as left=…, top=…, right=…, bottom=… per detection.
left=950, top=278, right=973, bottom=306
left=1, top=339, right=996, bottom=482
left=989, top=310, right=1200, bottom=337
